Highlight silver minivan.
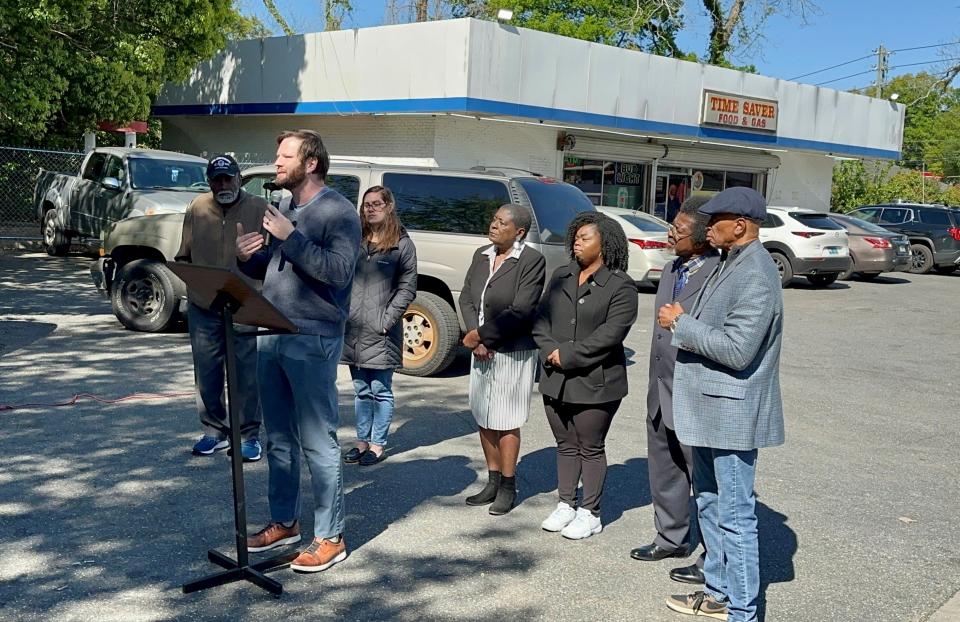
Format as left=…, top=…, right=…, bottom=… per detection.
left=243, top=160, right=596, bottom=376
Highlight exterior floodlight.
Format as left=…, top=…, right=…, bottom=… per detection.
left=889, top=93, right=900, bottom=101
left=497, top=8, right=514, bottom=21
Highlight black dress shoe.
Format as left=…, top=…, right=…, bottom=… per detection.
left=629, top=543, right=688, bottom=562
left=669, top=563, right=705, bottom=585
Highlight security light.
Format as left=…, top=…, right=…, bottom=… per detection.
left=497, top=8, right=514, bottom=21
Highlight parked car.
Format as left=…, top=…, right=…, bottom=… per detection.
left=92, top=160, right=596, bottom=377
left=847, top=203, right=960, bottom=274
left=827, top=213, right=911, bottom=280
left=759, top=206, right=852, bottom=287
left=34, top=147, right=210, bottom=255
left=596, top=206, right=676, bottom=287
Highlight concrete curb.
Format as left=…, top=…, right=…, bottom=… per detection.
left=0, top=238, right=43, bottom=251
left=928, top=589, right=960, bottom=621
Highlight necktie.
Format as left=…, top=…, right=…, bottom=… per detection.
left=673, top=265, right=689, bottom=300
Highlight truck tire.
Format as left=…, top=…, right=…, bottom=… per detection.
left=769, top=251, right=793, bottom=288
left=399, top=291, right=460, bottom=377
left=42, top=210, right=71, bottom=256
left=907, top=243, right=934, bottom=274
left=111, top=259, right=180, bottom=332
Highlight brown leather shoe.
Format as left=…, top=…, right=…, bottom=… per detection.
left=247, top=521, right=301, bottom=553
left=290, top=537, right=347, bottom=573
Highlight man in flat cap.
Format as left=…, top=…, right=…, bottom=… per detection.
left=656, top=186, right=785, bottom=622
left=176, top=154, right=268, bottom=461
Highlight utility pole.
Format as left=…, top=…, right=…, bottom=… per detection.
left=874, top=44, right=889, bottom=98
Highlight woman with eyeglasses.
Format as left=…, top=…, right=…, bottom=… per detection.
left=341, top=186, right=417, bottom=466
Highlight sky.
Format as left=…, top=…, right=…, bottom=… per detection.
left=239, top=0, right=960, bottom=92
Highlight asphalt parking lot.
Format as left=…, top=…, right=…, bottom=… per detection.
left=1, top=248, right=959, bottom=622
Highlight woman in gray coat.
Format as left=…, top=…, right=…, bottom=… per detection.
left=342, top=186, right=417, bottom=466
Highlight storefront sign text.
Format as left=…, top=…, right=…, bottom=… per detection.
left=701, top=91, right=778, bottom=133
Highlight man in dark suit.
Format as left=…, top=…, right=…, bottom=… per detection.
left=630, top=196, right=719, bottom=586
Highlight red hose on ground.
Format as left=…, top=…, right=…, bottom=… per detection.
left=0, top=391, right=194, bottom=412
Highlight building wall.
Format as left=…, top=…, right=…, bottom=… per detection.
left=768, top=151, right=836, bottom=210
left=161, top=115, right=438, bottom=164
left=432, top=116, right=559, bottom=176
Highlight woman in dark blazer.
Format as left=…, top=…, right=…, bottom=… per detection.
left=459, top=204, right=546, bottom=516
left=533, top=211, right=638, bottom=540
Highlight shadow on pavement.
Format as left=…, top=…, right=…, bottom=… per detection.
left=757, top=501, right=798, bottom=621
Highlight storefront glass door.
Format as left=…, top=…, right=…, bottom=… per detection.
left=654, top=173, right=690, bottom=222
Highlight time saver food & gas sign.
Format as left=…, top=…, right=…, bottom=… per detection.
left=701, top=90, right=778, bottom=133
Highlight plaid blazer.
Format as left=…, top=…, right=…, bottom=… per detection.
left=670, top=240, right=785, bottom=451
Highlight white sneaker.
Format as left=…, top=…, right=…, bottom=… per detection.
left=560, top=507, right=602, bottom=540
left=541, top=502, right=577, bottom=532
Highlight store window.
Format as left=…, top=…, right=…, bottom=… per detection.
left=563, top=156, right=646, bottom=211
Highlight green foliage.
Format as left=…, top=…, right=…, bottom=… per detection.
left=449, top=0, right=686, bottom=55
left=831, top=160, right=960, bottom=211
left=0, top=1, right=262, bottom=146
left=856, top=73, right=960, bottom=177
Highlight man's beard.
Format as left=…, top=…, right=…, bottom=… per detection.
left=215, top=189, right=239, bottom=205
left=276, top=162, right=307, bottom=190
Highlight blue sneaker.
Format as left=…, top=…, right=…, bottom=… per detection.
left=241, top=438, right=262, bottom=462
left=193, top=435, right=229, bottom=456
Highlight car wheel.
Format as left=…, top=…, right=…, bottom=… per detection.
left=42, top=210, right=71, bottom=256
left=859, top=272, right=881, bottom=281
left=908, top=243, right=934, bottom=274
left=111, top=259, right=180, bottom=332
left=806, top=273, right=839, bottom=287
left=934, top=265, right=958, bottom=274
left=839, top=254, right=856, bottom=280
left=768, top=251, right=793, bottom=287
left=399, top=291, right=460, bottom=377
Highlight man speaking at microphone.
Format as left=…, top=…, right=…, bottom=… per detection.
left=236, top=130, right=361, bottom=574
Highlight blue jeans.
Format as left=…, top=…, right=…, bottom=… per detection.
left=349, top=366, right=395, bottom=447
left=692, top=446, right=760, bottom=622
left=187, top=303, right=260, bottom=440
left=257, top=333, right=345, bottom=540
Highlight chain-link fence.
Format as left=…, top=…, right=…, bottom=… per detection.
left=0, top=146, right=272, bottom=240
left=0, top=146, right=85, bottom=238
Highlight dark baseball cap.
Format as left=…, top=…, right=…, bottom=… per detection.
left=206, top=154, right=240, bottom=179
left=698, top=187, right=767, bottom=220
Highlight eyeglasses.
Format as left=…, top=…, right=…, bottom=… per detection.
left=362, top=200, right=387, bottom=210
left=668, top=224, right=692, bottom=241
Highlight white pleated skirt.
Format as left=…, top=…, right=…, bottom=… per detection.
left=469, top=348, right=538, bottom=431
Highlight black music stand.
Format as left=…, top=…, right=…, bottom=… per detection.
left=168, top=262, right=298, bottom=597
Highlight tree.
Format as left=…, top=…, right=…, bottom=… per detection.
left=449, top=0, right=688, bottom=57
left=855, top=73, right=960, bottom=177
left=262, top=0, right=294, bottom=35
left=325, top=0, right=353, bottom=31
left=0, top=1, right=263, bottom=146
left=698, top=0, right=818, bottom=67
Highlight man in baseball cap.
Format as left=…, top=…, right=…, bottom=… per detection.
left=206, top=154, right=242, bottom=205
left=175, top=153, right=269, bottom=462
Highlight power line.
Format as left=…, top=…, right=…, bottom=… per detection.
left=815, top=68, right=876, bottom=86
left=787, top=54, right=874, bottom=81
left=888, top=57, right=960, bottom=71
left=817, top=58, right=960, bottom=87
left=889, top=40, right=960, bottom=53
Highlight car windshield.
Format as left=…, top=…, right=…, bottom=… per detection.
left=834, top=215, right=890, bottom=234
left=617, top=211, right=669, bottom=233
left=516, top=178, right=595, bottom=244
left=129, top=158, right=209, bottom=191
left=789, top=212, right=844, bottom=230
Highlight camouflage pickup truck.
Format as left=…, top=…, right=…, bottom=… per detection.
left=35, top=147, right=209, bottom=255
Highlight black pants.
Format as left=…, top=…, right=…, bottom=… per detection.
left=544, top=397, right=620, bottom=516
left=647, top=409, right=694, bottom=551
